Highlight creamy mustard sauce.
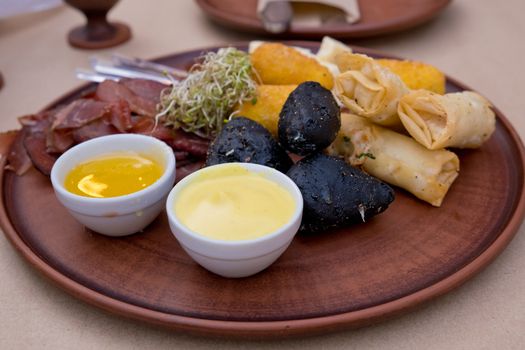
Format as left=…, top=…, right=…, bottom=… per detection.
left=175, top=164, right=295, bottom=241
left=65, top=151, right=163, bottom=198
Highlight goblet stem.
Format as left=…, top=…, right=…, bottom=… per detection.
left=66, top=0, right=131, bottom=49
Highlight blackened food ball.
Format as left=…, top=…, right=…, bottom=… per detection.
left=287, top=153, right=395, bottom=233
left=278, top=81, right=341, bottom=156
left=206, top=117, right=293, bottom=173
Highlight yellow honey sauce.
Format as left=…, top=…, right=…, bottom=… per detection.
left=65, top=151, right=164, bottom=198
left=174, top=164, right=296, bottom=241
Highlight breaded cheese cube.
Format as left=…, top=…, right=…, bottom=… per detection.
left=251, top=43, right=334, bottom=90
left=377, top=59, right=446, bottom=94
left=236, top=84, right=297, bottom=136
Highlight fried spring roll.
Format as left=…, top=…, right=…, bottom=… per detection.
left=326, top=113, right=460, bottom=207
left=398, top=90, right=496, bottom=150
left=334, top=53, right=409, bottom=128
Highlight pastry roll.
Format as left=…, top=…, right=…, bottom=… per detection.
left=334, top=53, right=409, bottom=128
left=398, top=90, right=496, bottom=149
left=316, top=36, right=353, bottom=68
left=327, top=113, right=460, bottom=207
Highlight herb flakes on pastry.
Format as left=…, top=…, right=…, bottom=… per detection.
left=397, top=90, right=496, bottom=150
left=327, top=113, right=460, bottom=207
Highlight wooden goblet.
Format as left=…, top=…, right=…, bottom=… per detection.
left=65, top=0, right=131, bottom=50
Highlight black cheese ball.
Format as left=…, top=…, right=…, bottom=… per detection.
left=287, top=153, right=395, bottom=233
left=278, top=81, right=341, bottom=156
left=206, top=117, right=293, bottom=173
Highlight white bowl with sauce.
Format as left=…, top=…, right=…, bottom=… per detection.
left=166, top=162, right=303, bottom=278
left=50, top=134, right=176, bottom=236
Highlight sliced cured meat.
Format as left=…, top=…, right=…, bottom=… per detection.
left=0, top=130, right=18, bottom=156
left=24, top=132, right=57, bottom=176
left=120, top=78, right=166, bottom=103
left=171, top=129, right=209, bottom=157
left=72, top=119, right=120, bottom=143
left=46, top=129, right=75, bottom=153
left=19, top=112, right=51, bottom=133
left=107, top=100, right=132, bottom=132
left=5, top=130, right=32, bottom=176
left=51, top=99, right=108, bottom=130
left=18, top=111, right=49, bottom=131
left=175, top=159, right=205, bottom=183
left=95, top=80, right=158, bottom=116
left=174, top=151, right=189, bottom=161
left=130, top=116, right=174, bottom=142
left=7, top=79, right=209, bottom=178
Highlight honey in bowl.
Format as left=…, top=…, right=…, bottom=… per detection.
left=64, top=151, right=163, bottom=198
left=174, top=164, right=296, bottom=241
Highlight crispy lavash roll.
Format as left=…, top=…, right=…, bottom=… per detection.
left=398, top=90, right=496, bottom=150
left=326, top=113, right=460, bottom=207
left=334, top=53, right=409, bottom=128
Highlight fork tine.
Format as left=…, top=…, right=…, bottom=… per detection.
left=90, top=58, right=172, bottom=85
left=111, top=53, right=188, bottom=79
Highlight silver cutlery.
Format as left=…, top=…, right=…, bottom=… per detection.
left=76, top=54, right=188, bottom=84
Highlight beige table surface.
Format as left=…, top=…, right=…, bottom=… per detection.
left=1, top=0, right=525, bottom=348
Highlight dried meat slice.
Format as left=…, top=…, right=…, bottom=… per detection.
left=174, top=151, right=189, bottom=161
left=120, top=78, right=166, bottom=103
left=171, top=129, right=210, bottom=158
left=130, top=116, right=174, bottom=142
left=19, top=115, right=71, bottom=154
left=72, top=119, right=120, bottom=144
left=95, top=80, right=157, bottom=116
left=46, top=129, right=75, bottom=153
left=175, top=160, right=205, bottom=183
left=24, top=132, right=57, bottom=175
left=5, top=130, right=32, bottom=176
left=107, top=100, right=132, bottom=132
left=51, top=99, right=109, bottom=130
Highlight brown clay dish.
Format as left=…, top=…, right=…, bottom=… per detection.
left=194, top=0, right=452, bottom=39
left=1, top=43, right=524, bottom=338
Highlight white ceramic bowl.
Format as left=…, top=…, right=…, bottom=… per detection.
left=166, top=162, right=303, bottom=278
left=50, top=134, right=176, bottom=237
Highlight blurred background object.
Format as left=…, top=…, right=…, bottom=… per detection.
left=258, top=0, right=294, bottom=33
left=0, top=0, right=64, bottom=91
left=65, top=0, right=131, bottom=49
left=195, top=0, right=452, bottom=39
left=258, top=0, right=360, bottom=33
left=0, top=0, right=62, bottom=19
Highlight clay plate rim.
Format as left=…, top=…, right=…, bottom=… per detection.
left=194, top=0, right=452, bottom=39
left=1, top=42, right=524, bottom=338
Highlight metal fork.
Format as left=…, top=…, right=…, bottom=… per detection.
left=76, top=54, right=188, bottom=84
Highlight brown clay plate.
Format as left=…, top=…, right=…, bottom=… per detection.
left=195, top=0, right=452, bottom=39
left=1, top=43, right=524, bottom=338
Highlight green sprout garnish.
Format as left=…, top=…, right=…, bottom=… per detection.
left=156, top=47, right=257, bottom=138
left=357, top=152, right=376, bottom=160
